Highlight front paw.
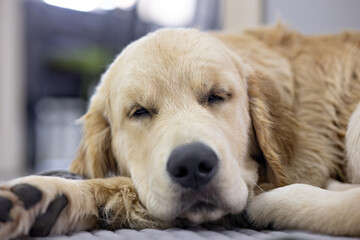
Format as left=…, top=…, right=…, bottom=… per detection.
left=246, top=184, right=327, bottom=231
left=0, top=175, right=99, bottom=240
left=0, top=182, right=69, bottom=239
left=246, top=184, right=310, bottom=230
left=245, top=189, right=281, bottom=230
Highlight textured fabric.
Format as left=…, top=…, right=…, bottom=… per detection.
left=33, top=228, right=359, bottom=240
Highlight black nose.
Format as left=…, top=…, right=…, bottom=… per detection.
left=167, top=142, right=219, bottom=189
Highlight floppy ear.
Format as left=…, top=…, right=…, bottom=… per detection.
left=225, top=47, right=293, bottom=187
left=70, top=94, right=118, bottom=178
left=212, top=34, right=294, bottom=186
left=247, top=72, right=296, bottom=187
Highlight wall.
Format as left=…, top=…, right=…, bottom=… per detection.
left=221, top=0, right=262, bottom=31
left=264, top=0, right=360, bottom=34
left=0, top=0, right=25, bottom=179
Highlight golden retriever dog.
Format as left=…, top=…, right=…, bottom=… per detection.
left=1, top=24, right=360, bottom=239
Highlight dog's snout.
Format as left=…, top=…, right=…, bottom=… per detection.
left=167, top=142, right=219, bottom=189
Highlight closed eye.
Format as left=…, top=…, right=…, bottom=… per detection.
left=131, top=107, right=151, bottom=118
left=208, top=94, right=225, bottom=104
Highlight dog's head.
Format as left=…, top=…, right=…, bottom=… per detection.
left=70, top=29, right=288, bottom=223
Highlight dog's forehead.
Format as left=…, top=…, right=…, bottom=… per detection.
left=127, top=28, right=221, bottom=59
left=112, top=29, right=235, bottom=92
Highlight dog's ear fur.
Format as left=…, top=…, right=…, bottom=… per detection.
left=247, top=71, right=297, bottom=187
left=222, top=35, right=296, bottom=187
left=70, top=92, right=118, bottom=178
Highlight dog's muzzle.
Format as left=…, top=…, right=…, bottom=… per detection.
left=166, top=142, right=219, bottom=189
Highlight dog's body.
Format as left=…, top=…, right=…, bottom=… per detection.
left=1, top=25, right=360, bottom=239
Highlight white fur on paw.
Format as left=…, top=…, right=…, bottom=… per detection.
left=246, top=184, right=328, bottom=230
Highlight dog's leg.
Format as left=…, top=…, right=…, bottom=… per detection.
left=325, top=178, right=360, bottom=191
left=0, top=175, right=168, bottom=240
left=246, top=183, right=360, bottom=236
left=346, top=103, right=360, bottom=184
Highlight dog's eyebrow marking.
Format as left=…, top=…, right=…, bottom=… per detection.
left=209, top=85, right=232, bottom=95
left=124, top=88, right=159, bottom=116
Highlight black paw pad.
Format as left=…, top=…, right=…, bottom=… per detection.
left=29, top=194, right=68, bottom=237
left=12, top=184, right=42, bottom=210
left=0, top=196, right=13, bottom=222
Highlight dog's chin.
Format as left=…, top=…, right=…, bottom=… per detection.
left=179, top=202, right=227, bottom=224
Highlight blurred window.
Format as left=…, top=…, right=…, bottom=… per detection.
left=24, top=0, right=220, bottom=172
left=43, top=0, right=138, bottom=12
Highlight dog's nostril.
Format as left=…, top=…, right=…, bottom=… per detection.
left=174, top=166, right=188, bottom=178
left=198, top=161, right=213, bottom=174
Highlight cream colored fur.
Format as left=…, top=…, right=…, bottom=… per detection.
left=0, top=176, right=167, bottom=239
left=346, top=104, right=360, bottom=183
left=1, top=24, right=360, bottom=238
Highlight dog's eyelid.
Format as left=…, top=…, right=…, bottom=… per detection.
left=208, top=83, right=232, bottom=95
left=198, top=88, right=232, bottom=105
left=209, top=90, right=232, bottom=100
left=128, top=105, right=157, bottom=119
left=130, top=107, right=150, bottom=118
left=213, top=90, right=232, bottom=98
left=208, top=94, right=225, bottom=104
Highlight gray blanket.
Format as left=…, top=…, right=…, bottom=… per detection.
left=31, top=228, right=359, bottom=240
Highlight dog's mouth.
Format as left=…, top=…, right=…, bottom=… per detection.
left=189, top=201, right=217, bottom=212
left=178, top=201, right=227, bottom=223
